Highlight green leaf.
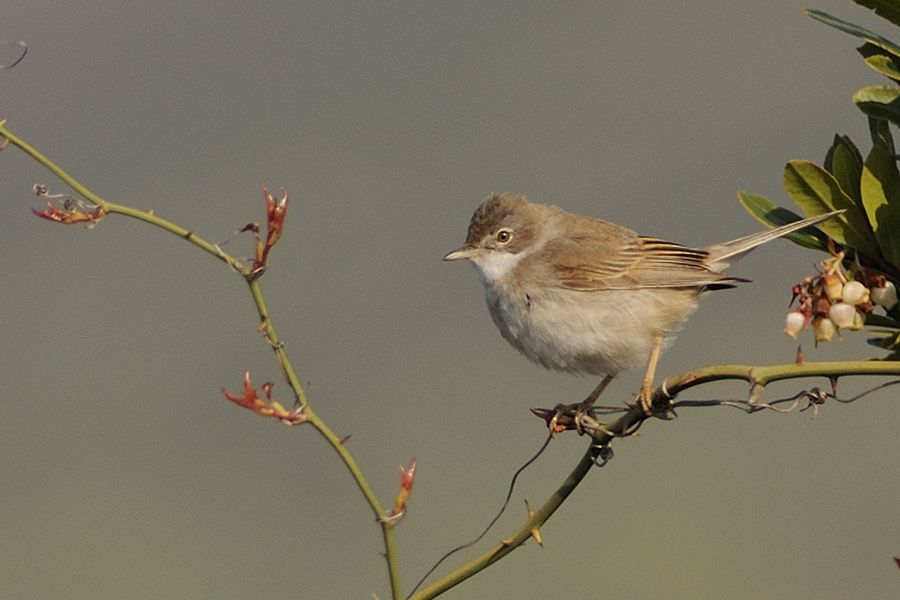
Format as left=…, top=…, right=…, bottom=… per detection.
left=865, top=313, right=900, bottom=328
left=861, top=140, right=900, bottom=264
left=868, top=115, right=896, bottom=153
left=859, top=42, right=900, bottom=81
left=824, top=134, right=864, bottom=204
left=854, top=85, right=900, bottom=123
left=866, top=329, right=900, bottom=350
left=783, top=160, right=879, bottom=254
left=854, top=0, right=900, bottom=29
left=737, top=191, right=831, bottom=251
left=805, top=9, right=900, bottom=58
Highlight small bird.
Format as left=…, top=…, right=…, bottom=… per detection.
left=444, top=192, right=839, bottom=416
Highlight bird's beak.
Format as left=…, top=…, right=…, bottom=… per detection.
left=443, top=245, right=479, bottom=261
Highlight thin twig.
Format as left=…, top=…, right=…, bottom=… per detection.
left=407, top=432, right=553, bottom=598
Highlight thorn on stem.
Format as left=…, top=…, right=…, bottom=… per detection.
left=525, top=500, right=543, bottom=548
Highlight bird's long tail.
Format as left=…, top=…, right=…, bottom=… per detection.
left=705, top=210, right=844, bottom=271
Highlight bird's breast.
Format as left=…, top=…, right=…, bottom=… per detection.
left=482, top=283, right=698, bottom=376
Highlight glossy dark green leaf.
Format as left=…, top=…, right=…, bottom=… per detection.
left=854, top=85, right=900, bottom=123
left=866, top=329, right=900, bottom=351
left=783, top=160, right=879, bottom=254
left=859, top=42, right=900, bottom=81
left=805, top=9, right=900, bottom=58
left=868, top=114, right=896, bottom=152
left=824, top=134, right=864, bottom=204
left=865, top=313, right=900, bottom=328
left=736, top=191, right=830, bottom=251
left=854, top=0, right=900, bottom=29
left=861, top=139, right=900, bottom=264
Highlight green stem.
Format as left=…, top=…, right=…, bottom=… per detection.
left=409, top=359, right=900, bottom=599
left=2, top=121, right=106, bottom=208
left=106, top=202, right=244, bottom=269
left=2, top=121, right=244, bottom=271
left=410, top=445, right=601, bottom=600
left=2, top=122, right=403, bottom=599
left=661, top=360, right=900, bottom=396
left=247, top=280, right=310, bottom=409
left=247, top=283, right=403, bottom=597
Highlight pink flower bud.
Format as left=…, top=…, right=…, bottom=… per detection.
left=841, top=280, right=868, bottom=305
left=828, top=302, right=856, bottom=329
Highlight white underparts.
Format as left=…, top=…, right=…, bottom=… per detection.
left=472, top=250, right=527, bottom=285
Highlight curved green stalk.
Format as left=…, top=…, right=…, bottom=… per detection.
left=247, top=279, right=401, bottom=596
left=1, top=121, right=244, bottom=270
left=1, top=122, right=402, bottom=599
left=409, top=359, right=900, bottom=599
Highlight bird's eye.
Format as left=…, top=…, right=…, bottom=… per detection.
left=495, top=229, right=512, bottom=244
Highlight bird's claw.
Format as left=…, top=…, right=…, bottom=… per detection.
left=635, top=387, right=676, bottom=419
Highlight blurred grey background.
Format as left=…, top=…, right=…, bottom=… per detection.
left=2, top=2, right=898, bottom=599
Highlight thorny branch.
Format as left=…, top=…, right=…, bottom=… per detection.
left=411, top=361, right=899, bottom=599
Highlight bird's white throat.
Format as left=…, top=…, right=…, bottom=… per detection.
left=472, top=250, right=527, bottom=285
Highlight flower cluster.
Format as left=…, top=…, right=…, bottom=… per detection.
left=784, top=255, right=897, bottom=343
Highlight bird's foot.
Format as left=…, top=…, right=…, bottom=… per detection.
left=572, top=398, right=599, bottom=434
left=535, top=400, right=604, bottom=434
left=542, top=402, right=586, bottom=433
left=635, top=384, right=676, bottom=419
left=533, top=401, right=625, bottom=442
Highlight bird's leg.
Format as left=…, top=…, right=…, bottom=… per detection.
left=548, top=374, right=614, bottom=434
left=574, top=374, right=615, bottom=433
left=637, top=336, right=664, bottom=416
left=581, top=374, right=615, bottom=410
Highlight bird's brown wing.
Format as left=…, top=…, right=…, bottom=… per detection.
left=546, top=231, right=743, bottom=291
